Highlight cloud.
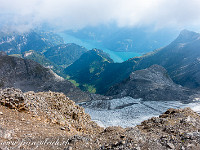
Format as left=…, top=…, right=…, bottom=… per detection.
left=0, top=0, right=200, bottom=32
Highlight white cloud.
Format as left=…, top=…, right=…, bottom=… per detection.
left=0, top=0, right=200, bottom=32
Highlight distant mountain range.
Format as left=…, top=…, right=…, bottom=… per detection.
left=1, top=29, right=200, bottom=102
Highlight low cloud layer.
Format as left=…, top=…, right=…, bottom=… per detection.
left=0, top=0, right=200, bottom=32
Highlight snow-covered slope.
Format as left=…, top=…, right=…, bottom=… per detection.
left=79, top=97, right=200, bottom=128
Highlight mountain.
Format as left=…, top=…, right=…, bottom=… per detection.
left=44, top=43, right=87, bottom=67
left=38, top=30, right=64, bottom=46
left=64, top=49, right=114, bottom=93
left=64, top=48, right=140, bottom=94
left=0, top=54, right=91, bottom=102
left=106, top=65, right=194, bottom=101
left=130, top=29, right=200, bottom=89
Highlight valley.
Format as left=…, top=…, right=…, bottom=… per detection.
left=1, top=1, right=200, bottom=149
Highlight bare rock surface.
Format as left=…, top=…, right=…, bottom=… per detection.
left=107, top=65, right=195, bottom=102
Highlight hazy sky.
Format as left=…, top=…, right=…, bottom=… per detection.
left=0, top=0, right=200, bottom=32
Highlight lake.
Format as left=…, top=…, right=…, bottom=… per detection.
left=59, top=33, right=141, bottom=62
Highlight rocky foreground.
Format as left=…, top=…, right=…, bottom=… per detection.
left=0, top=88, right=200, bottom=150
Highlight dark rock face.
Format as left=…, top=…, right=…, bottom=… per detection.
left=106, top=65, right=194, bottom=101
left=0, top=55, right=91, bottom=102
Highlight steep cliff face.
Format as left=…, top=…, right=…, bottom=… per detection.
left=106, top=65, right=194, bottom=101
left=0, top=54, right=91, bottom=102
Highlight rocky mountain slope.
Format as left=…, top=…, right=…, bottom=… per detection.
left=106, top=65, right=194, bottom=101
left=0, top=54, right=91, bottom=102
left=131, top=29, right=200, bottom=89
left=1, top=88, right=200, bottom=150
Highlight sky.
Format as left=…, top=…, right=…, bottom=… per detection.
left=0, top=0, right=200, bottom=32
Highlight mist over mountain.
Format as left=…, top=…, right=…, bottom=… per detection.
left=64, top=25, right=178, bottom=53
left=0, top=31, right=47, bottom=54
left=0, top=31, right=91, bottom=77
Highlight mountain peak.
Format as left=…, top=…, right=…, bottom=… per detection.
left=175, top=29, right=200, bottom=43
left=180, top=29, right=198, bottom=36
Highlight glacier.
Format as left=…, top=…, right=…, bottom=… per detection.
left=79, top=97, right=200, bottom=128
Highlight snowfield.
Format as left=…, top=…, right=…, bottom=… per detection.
left=79, top=97, right=200, bottom=128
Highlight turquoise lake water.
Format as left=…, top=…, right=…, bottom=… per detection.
left=59, top=33, right=141, bottom=62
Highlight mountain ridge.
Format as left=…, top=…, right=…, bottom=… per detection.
left=131, top=29, right=200, bottom=89
left=0, top=54, right=92, bottom=102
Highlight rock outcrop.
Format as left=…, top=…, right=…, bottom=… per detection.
left=106, top=65, right=194, bottom=101
left=0, top=88, right=27, bottom=111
